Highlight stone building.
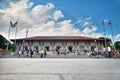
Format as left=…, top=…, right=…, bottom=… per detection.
left=11, top=36, right=108, bottom=53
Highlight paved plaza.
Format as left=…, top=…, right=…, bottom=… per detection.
left=0, top=59, right=120, bottom=80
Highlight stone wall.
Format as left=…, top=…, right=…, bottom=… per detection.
left=16, top=40, right=104, bottom=53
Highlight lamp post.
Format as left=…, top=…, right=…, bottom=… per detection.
left=26, top=28, right=28, bottom=38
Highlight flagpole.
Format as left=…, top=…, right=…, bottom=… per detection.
left=111, top=24, right=114, bottom=44
left=104, top=25, right=107, bottom=48
left=109, top=20, right=114, bottom=44
left=102, top=20, right=107, bottom=48
left=7, top=20, right=11, bottom=50
left=14, top=19, right=18, bottom=51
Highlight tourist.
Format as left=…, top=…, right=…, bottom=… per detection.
left=44, top=49, right=47, bottom=58
left=111, top=46, right=114, bottom=57
left=39, top=49, right=44, bottom=58
left=18, top=50, right=21, bottom=57
left=22, top=50, right=24, bottom=55
left=30, top=49, right=33, bottom=58
left=36, top=50, right=39, bottom=55
left=103, top=47, right=106, bottom=58
left=26, top=49, right=29, bottom=57
left=107, top=46, right=111, bottom=58
left=56, top=49, right=60, bottom=55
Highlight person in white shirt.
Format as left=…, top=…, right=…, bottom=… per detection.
left=107, top=46, right=111, bottom=58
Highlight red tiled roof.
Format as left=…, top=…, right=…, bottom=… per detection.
left=11, top=36, right=100, bottom=41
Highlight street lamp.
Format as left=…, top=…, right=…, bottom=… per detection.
left=26, top=28, right=29, bottom=38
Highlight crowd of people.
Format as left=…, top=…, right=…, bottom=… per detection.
left=18, top=49, right=47, bottom=58
left=89, top=46, right=120, bottom=58
left=16, top=46, right=120, bottom=58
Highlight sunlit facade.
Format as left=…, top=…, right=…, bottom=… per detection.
left=11, top=36, right=107, bottom=53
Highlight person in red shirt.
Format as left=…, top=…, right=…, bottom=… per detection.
left=30, top=49, right=33, bottom=58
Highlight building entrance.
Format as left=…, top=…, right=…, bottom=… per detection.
left=24, top=46, right=28, bottom=50
left=91, top=45, right=96, bottom=51
left=45, top=46, right=49, bottom=51
left=56, top=46, right=60, bottom=50
left=35, top=46, right=38, bottom=50
left=68, top=46, right=73, bottom=52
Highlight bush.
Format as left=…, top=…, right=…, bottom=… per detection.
left=4, top=50, right=12, bottom=54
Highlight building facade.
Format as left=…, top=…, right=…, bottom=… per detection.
left=11, top=36, right=107, bottom=53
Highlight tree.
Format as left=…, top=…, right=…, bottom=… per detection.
left=114, top=41, right=120, bottom=53
left=9, top=43, right=16, bottom=51
left=0, top=34, right=15, bottom=51
left=0, top=34, right=7, bottom=49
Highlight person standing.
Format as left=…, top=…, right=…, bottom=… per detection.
left=107, top=46, right=111, bottom=58
left=18, top=50, right=21, bottom=57
left=44, top=49, right=47, bottom=58
left=26, top=49, right=29, bottom=57
left=103, top=47, right=106, bottom=58
left=39, top=49, right=44, bottom=58
left=30, top=49, right=33, bottom=58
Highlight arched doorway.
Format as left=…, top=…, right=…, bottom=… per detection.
left=23, top=45, right=28, bottom=51
left=56, top=45, right=61, bottom=50
left=91, top=45, right=96, bottom=51
left=68, top=45, right=73, bottom=52
left=45, top=45, right=50, bottom=51
left=34, top=45, right=39, bottom=51
left=35, top=46, right=39, bottom=51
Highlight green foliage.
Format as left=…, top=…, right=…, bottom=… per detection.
left=10, top=44, right=16, bottom=51
left=0, top=34, right=7, bottom=49
left=0, top=34, right=15, bottom=51
left=115, top=41, right=120, bottom=53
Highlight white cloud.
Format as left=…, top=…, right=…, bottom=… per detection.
left=76, top=19, right=82, bottom=24
left=0, top=0, right=81, bottom=39
left=30, top=3, right=54, bottom=24
left=82, top=26, right=97, bottom=35
left=0, top=0, right=104, bottom=40
left=83, top=21, right=91, bottom=27
left=116, top=34, right=120, bottom=39
left=76, top=17, right=92, bottom=27
left=85, top=17, right=92, bottom=20
left=53, top=10, right=64, bottom=21
left=28, top=2, right=34, bottom=8
left=115, top=34, right=120, bottom=41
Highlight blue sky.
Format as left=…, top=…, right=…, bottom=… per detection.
left=29, top=0, right=120, bottom=33
left=0, top=0, right=120, bottom=42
